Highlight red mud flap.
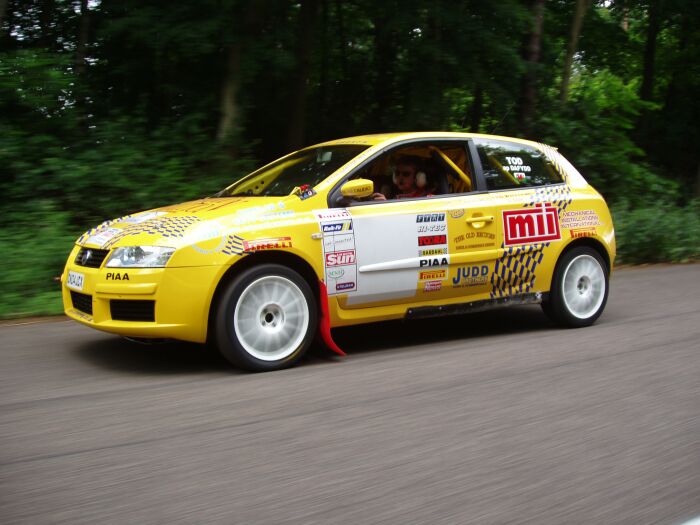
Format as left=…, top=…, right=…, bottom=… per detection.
left=317, top=281, right=346, bottom=356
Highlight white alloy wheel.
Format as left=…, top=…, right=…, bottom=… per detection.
left=560, top=254, right=606, bottom=319
left=233, top=275, right=310, bottom=361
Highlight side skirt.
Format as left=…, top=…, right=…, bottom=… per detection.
left=406, top=292, right=547, bottom=320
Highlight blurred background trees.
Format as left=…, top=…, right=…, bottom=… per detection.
left=1, top=0, right=699, bottom=316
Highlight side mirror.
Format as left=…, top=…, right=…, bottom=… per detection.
left=340, top=178, right=374, bottom=199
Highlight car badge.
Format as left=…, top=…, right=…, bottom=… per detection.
left=82, top=249, right=92, bottom=265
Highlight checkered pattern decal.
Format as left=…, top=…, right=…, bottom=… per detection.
left=221, top=234, right=245, bottom=256
left=490, top=178, right=573, bottom=298
left=77, top=219, right=116, bottom=245
left=101, top=215, right=201, bottom=248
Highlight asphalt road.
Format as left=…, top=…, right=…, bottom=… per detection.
left=1, top=264, right=699, bottom=524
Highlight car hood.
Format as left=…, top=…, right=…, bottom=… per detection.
left=77, top=196, right=307, bottom=250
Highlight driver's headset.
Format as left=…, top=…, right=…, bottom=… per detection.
left=392, top=163, right=428, bottom=188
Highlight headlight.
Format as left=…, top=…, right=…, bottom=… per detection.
left=105, top=246, right=175, bottom=268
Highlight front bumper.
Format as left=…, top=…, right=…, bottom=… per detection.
left=61, top=245, right=226, bottom=343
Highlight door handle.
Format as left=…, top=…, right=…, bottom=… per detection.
left=465, top=215, right=494, bottom=224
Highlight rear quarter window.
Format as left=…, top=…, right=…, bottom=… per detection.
left=474, top=139, right=563, bottom=190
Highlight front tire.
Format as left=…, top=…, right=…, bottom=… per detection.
left=215, top=264, right=317, bottom=371
left=542, top=247, right=609, bottom=328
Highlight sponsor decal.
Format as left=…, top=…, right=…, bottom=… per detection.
left=419, top=247, right=447, bottom=256
left=454, top=231, right=496, bottom=244
left=417, top=223, right=447, bottom=233
left=314, top=209, right=351, bottom=220
left=242, top=237, right=292, bottom=252
left=423, top=280, right=442, bottom=293
left=452, top=265, right=489, bottom=287
left=189, top=221, right=226, bottom=254
left=419, top=256, right=449, bottom=267
left=419, top=270, right=447, bottom=281
left=323, top=232, right=354, bottom=252
left=121, top=211, right=167, bottom=224
left=503, top=202, right=561, bottom=246
left=416, top=213, right=446, bottom=223
left=418, top=235, right=447, bottom=247
left=336, top=282, right=355, bottom=291
left=570, top=227, right=596, bottom=239
left=325, top=250, right=356, bottom=266
left=560, top=209, right=601, bottom=228
left=86, top=227, right=121, bottom=248
left=296, top=184, right=316, bottom=200
left=106, top=272, right=130, bottom=281
left=327, top=267, right=345, bottom=279
left=322, top=221, right=352, bottom=233
left=448, top=209, right=465, bottom=219
left=456, top=242, right=495, bottom=250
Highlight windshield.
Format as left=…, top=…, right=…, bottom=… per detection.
left=218, top=145, right=369, bottom=197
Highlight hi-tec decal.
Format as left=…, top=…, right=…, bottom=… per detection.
left=503, top=202, right=561, bottom=246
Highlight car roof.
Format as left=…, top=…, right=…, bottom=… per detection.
left=312, top=132, right=550, bottom=150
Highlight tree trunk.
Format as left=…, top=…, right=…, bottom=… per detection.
left=517, top=0, right=545, bottom=136
left=285, top=0, right=318, bottom=150
left=38, top=0, right=54, bottom=48
left=371, top=2, right=398, bottom=131
left=640, top=0, right=662, bottom=101
left=560, top=0, right=589, bottom=104
left=0, top=0, right=7, bottom=29
left=217, top=43, right=243, bottom=143
left=74, top=0, right=89, bottom=75
left=469, top=84, right=483, bottom=132
left=216, top=1, right=266, bottom=145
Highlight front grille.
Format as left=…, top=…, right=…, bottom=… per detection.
left=70, top=291, right=93, bottom=315
left=110, top=300, right=155, bottom=322
left=75, top=247, right=110, bottom=268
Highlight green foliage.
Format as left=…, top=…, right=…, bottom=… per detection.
left=539, top=69, right=675, bottom=205
left=1, top=0, right=699, bottom=318
left=613, top=201, right=700, bottom=263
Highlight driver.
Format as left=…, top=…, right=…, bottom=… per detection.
left=392, top=155, right=430, bottom=199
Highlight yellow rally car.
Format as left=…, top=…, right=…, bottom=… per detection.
left=62, top=132, right=615, bottom=371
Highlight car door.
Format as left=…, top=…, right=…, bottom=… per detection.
left=323, top=140, right=502, bottom=309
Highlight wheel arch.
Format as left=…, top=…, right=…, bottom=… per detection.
left=559, top=237, right=612, bottom=274
left=206, top=251, right=321, bottom=344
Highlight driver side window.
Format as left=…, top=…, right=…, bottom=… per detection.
left=350, top=141, right=475, bottom=202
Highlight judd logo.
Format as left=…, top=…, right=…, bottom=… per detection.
left=325, top=250, right=356, bottom=266
left=335, top=282, right=355, bottom=291
left=503, top=203, right=561, bottom=246
left=243, top=237, right=292, bottom=252
left=418, top=235, right=447, bottom=246
left=417, top=213, right=445, bottom=223
left=452, top=265, right=488, bottom=286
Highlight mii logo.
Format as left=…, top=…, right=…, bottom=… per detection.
left=503, top=202, right=561, bottom=246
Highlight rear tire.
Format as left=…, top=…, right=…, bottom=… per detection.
left=215, top=264, right=317, bottom=371
left=542, top=247, right=609, bottom=328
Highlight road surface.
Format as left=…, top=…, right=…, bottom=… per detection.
left=1, top=264, right=699, bottom=524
